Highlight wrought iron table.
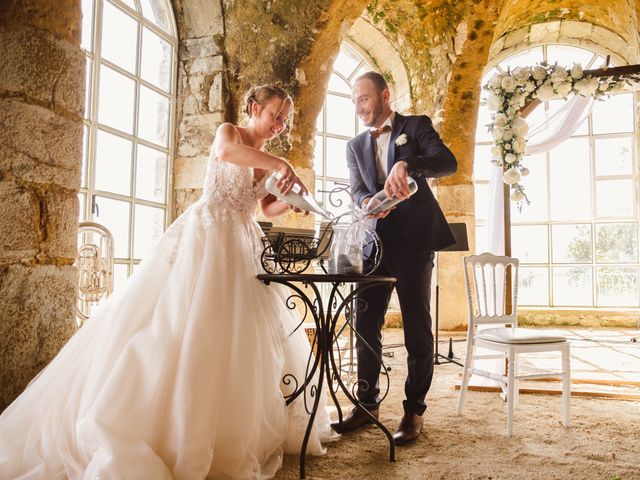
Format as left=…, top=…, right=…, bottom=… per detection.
left=257, top=273, right=397, bottom=479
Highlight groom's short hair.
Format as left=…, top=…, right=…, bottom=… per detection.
left=355, top=71, right=388, bottom=93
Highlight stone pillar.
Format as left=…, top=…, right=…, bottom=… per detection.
left=173, top=0, right=226, bottom=218
left=438, top=6, right=503, bottom=331
left=0, top=0, right=83, bottom=409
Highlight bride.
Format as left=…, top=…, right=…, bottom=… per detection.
left=0, top=84, right=338, bottom=479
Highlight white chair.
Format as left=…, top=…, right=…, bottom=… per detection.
left=456, top=252, right=570, bottom=436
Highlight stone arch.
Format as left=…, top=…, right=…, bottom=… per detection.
left=489, top=21, right=633, bottom=69
left=345, top=18, right=411, bottom=113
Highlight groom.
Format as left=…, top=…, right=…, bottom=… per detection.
left=332, top=71, right=457, bottom=445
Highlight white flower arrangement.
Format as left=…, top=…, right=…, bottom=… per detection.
left=395, top=133, right=408, bottom=146
left=484, top=61, right=640, bottom=205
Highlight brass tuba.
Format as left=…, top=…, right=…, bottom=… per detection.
left=76, top=222, right=114, bottom=327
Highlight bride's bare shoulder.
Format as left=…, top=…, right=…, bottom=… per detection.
left=216, top=122, right=241, bottom=142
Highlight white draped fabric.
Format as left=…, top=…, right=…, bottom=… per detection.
left=476, top=95, right=594, bottom=387
left=487, top=94, right=595, bottom=256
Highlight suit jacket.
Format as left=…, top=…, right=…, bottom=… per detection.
left=346, top=113, right=457, bottom=252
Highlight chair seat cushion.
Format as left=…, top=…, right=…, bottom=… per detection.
left=477, top=327, right=567, bottom=344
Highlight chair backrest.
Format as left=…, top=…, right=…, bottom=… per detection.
left=463, top=252, right=519, bottom=329
left=76, top=222, right=114, bottom=326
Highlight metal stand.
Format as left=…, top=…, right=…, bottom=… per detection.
left=433, top=223, right=469, bottom=367
left=434, top=284, right=463, bottom=366
left=258, top=273, right=396, bottom=479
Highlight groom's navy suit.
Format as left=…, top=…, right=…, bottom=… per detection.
left=346, top=113, right=457, bottom=415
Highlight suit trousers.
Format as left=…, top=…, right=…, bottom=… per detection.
left=355, top=218, right=435, bottom=416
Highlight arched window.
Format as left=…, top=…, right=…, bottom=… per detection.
left=314, top=43, right=372, bottom=219
left=80, top=0, right=177, bottom=290
left=475, top=45, right=639, bottom=308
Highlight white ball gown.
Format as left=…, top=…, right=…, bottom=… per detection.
left=0, top=146, right=338, bottom=479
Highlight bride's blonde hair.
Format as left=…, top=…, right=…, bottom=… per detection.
left=242, top=84, right=294, bottom=148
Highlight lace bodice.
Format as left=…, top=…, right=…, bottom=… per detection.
left=202, top=148, right=268, bottom=220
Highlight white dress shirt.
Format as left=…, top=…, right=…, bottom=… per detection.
left=371, top=112, right=395, bottom=185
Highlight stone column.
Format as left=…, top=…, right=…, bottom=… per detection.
left=0, top=0, right=84, bottom=409
left=173, top=0, right=225, bottom=219
left=438, top=5, right=503, bottom=331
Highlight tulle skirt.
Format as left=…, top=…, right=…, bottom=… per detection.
left=0, top=200, right=337, bottom=479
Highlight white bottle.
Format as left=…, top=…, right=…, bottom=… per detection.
left=365, top=176, right=418, bottom=215
left=265, top=171, right=332, bottom=220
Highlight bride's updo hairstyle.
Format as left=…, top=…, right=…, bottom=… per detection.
left=243, top=84, right=293, bottom=124
left=242, top=84, right=294, bottom=147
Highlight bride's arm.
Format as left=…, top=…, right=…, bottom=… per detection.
left=259, top=194, right=291, bottom=218
left=214, top=123, right=305, bottom=196
left=214, top=123, right=281, bottom=170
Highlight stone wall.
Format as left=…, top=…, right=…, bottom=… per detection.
left=494, top=0, right=640, bottom=61
left=172, top=0, right=226, bottom=218
left=0, top=0, right=83, bottom=409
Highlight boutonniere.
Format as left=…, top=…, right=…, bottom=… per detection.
left=395, top=133, right=408, bottom=146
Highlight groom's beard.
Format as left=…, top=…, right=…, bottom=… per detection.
left=362, top=98, right=385, bottom=127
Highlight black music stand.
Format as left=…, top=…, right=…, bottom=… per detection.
left=434, top=222, right=469, bottom=366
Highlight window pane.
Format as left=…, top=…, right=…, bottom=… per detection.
left=136, top=144, right=167, bottom=202
left=139, top=0, right=171, bottom=32
left=332, top=44, right=360, bottom=77
left=313, top=135, right=323, bottom=175
left=326, top=94, right=355, bottom=137
left=475, top=224, right=487, bottom=254
left=498, top=47, right=543, bottom=72
left=81, top=0, right=94, bottom=52
left=549, top=138, right=591, bottom=221
left=94, top=130, right=132, bottom=195
left=474, top=183, right=488, bottom=223
left=98, top=64, right=135, bottom=133
left=316, top=106, right=324, bottom=132
left=141, top=27, right=172, bottom=91
left=78, top=193, right=86, bottom=222
left=94, top=196, right=130, bottom=258
left=546, top=45, right=596, bottom=70
left=512, top=225, right=548, bottom=263
left=547, top=99, right=588, bottom=136
left=322, top=180, right=352, bottom=218
left=511, top=154, right=547, bottom=222
left=594, top=136, right=633, bottom=176
left=473, top=144, right=492, bottom=181
left=552, top=266, right=592, bottom=306
left=596, top=179, right=634, bottom=218
left=328, top=73, right=351, bottom=95
left=112, top=263, right=129, bottom=293
left=592, top=93, right=634, bottom=134
left=133, top=204, right=165, bottom=259
left=101, top=1, right=138, bottom=73
left=475, top=105, right=492, bottom=142
left=84, top=58, right=92, bottom=118
left=138, top=86, right=169, bottom=147
left=518, top=266, right=549, bottom=306
left=325, top=137, right=349, bottom=179
left=595, top=223, right=638, bottom=262
left=81, top=125, right=89, bottom=188
left=551, top=224, right=592, bottom=263
left=596, top=266, right=639, bottom=307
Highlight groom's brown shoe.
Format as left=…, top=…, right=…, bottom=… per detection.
left=331, top=406, right=379, bottom=434
left=392, top=412, right=423, bottom=446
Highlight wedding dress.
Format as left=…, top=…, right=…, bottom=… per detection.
left=0, top=143, right=338, bottom=479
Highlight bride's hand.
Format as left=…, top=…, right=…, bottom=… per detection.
left=275, top=159, right=308, bottom=195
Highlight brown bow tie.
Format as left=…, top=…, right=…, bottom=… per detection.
left=370, top=125, right=392, bottom=139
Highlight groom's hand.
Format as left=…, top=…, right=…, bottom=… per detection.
left=362, top=197, right=393, bottom=219
left=385, top=161, right=411, bottom=200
